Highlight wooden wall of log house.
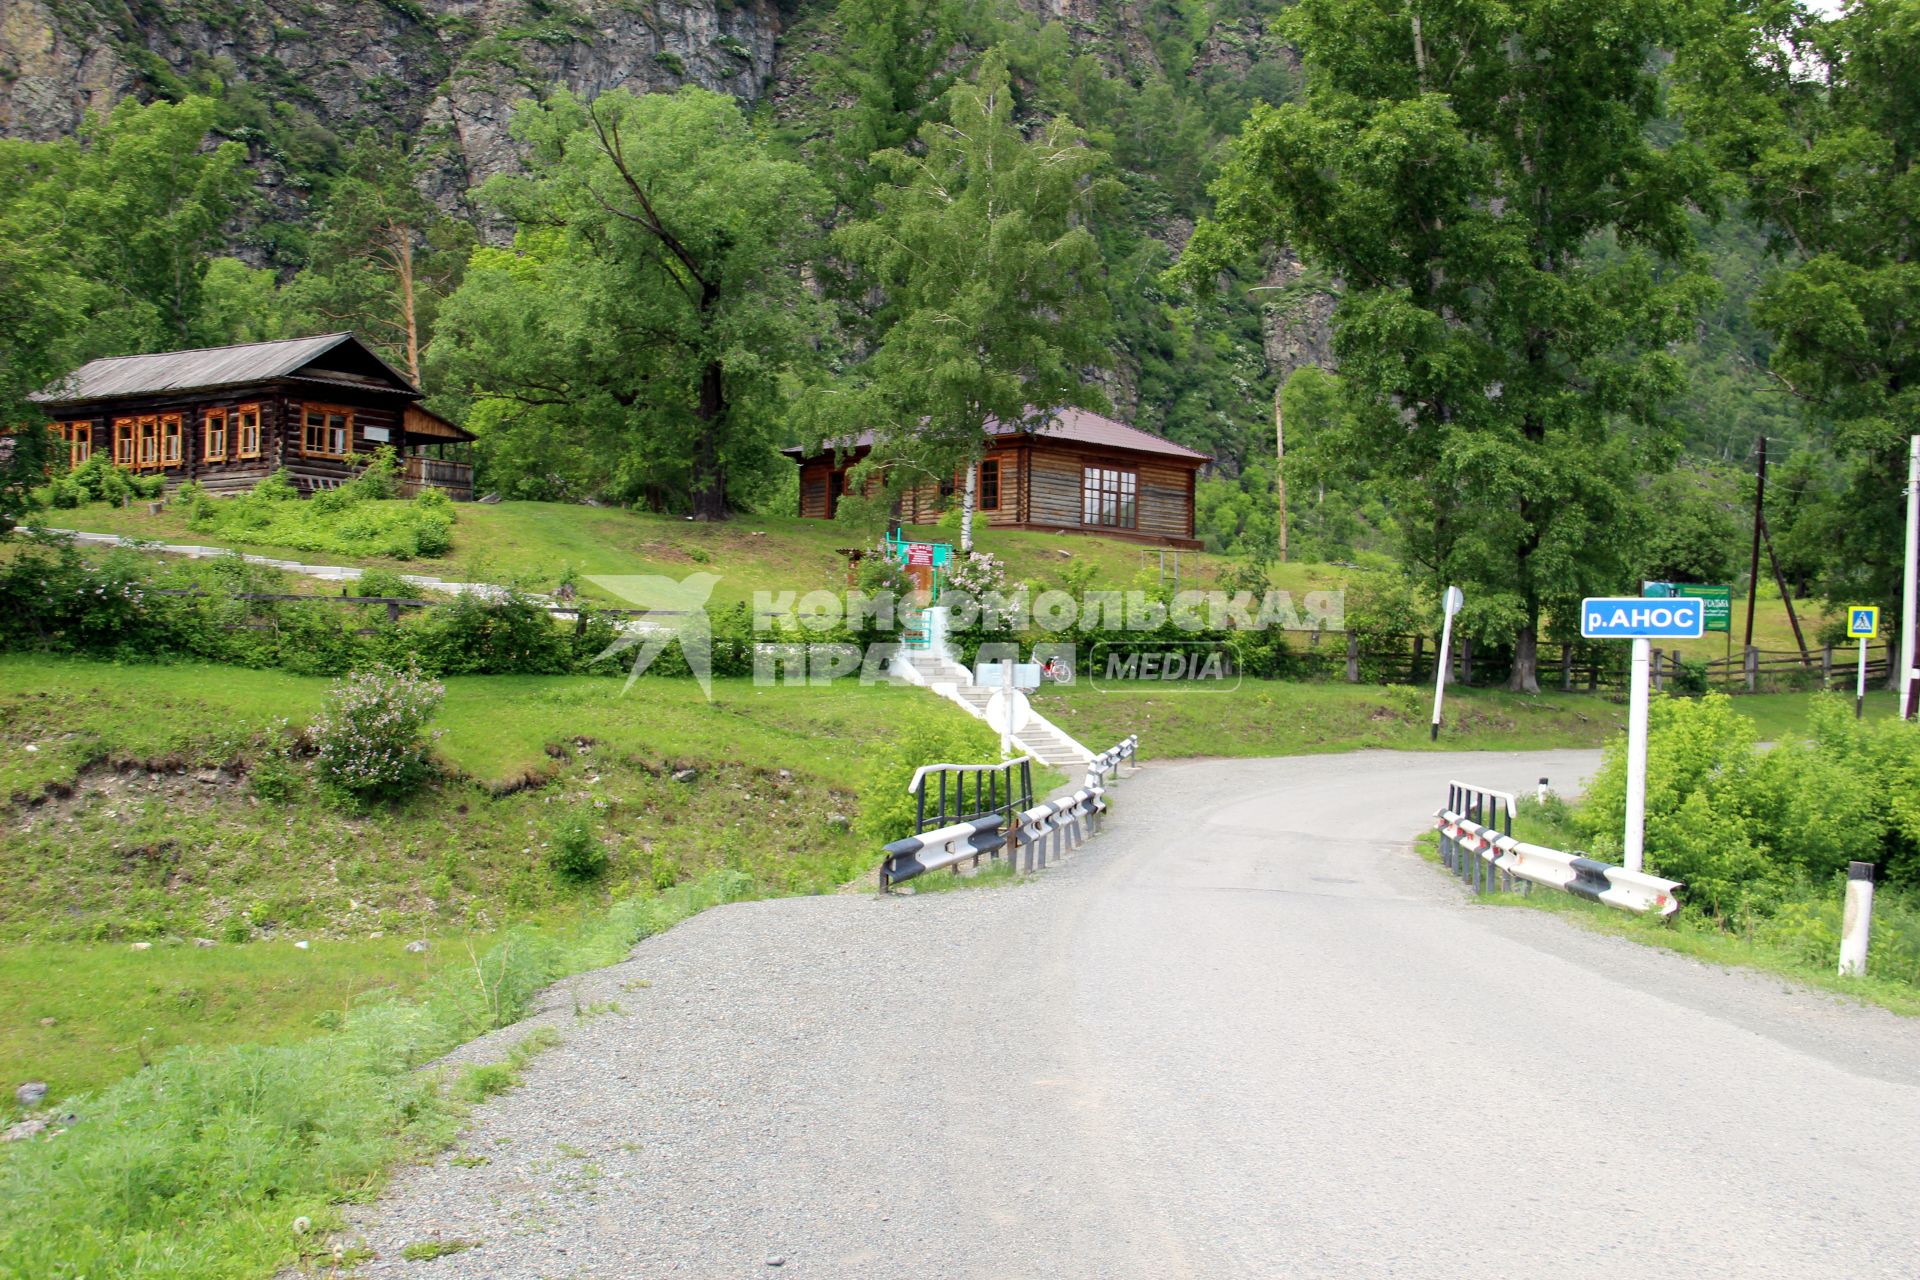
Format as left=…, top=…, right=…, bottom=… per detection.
left=48, top=385, right=418, bottom=496
left=791, top=438, right=1202, bottom=546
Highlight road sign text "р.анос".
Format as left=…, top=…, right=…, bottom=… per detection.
left=1579, top=597, right=1705, bottom=640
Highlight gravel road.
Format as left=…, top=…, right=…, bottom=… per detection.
left=345, top=749, right=1920, bottom=1279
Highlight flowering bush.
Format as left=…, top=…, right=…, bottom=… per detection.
left=312, top=663, right=445, bottom=799
left=944, top=550, right=1007, bottom=598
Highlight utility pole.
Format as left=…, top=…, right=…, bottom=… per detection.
left=1744, top=436, right=1767, bottom=649
left=1274, top=384, right=1288, bottom=564
left=1902, top=436, right=1919, bottom=720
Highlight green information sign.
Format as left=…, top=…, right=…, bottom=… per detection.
left=1643, top=582, right=1732, bottom=633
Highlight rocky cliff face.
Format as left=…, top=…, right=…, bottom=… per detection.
left=2, top=0, right=787, bottom=251
left=2, top=0, right=1331, bottom=403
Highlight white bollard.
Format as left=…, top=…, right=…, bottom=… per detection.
left=1537, top=777, right=1549, bottom=804
left=1839, top=861, right=1875, bottom=977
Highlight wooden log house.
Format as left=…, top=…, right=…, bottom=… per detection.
left=29, top=332, right=476, bottom=499
left=784, top=408, right=1211, bottom=549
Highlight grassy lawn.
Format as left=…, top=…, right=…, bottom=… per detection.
left=0, top=934, right=497, bottom=1104
left=1034, top=679, right=1632, bottom=758
left=38, top=497, right=1341, bottom=604
left=0, top=654, right=969, bottom=1109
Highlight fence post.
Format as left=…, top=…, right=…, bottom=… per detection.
left=1561, top=643, right=1573, bottom=692
left=1822, top=643, right=1834, bottom=690
left=1652, top=647, right=1664, bottom=691
left=1460, top=635, right=1474, bottom=687
left=1839, top=862, right=1875, bottom=976
left=1744, top=645, right=1759, bottom=693
left=1345, top=633, right=1359, bottom=683
left=1412, top=634, right=1425, bottom=684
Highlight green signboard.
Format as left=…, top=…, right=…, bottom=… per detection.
left=1643, top=582, right=1732, bottom=633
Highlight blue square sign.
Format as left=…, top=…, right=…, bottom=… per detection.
left=1848, top=606, right=1879, bottom=640
left=1580, top=596, right=1705, bottom=640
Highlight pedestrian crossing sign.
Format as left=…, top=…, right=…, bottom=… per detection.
left=1848, top=606, right=1879, bottom=640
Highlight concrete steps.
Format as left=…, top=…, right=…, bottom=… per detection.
left=900, top=651, right=1091, bottom=769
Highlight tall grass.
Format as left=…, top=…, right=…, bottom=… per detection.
left=0, top=869, right=750, bottom=1279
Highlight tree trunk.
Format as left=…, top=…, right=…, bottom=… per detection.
left=393, top=220, right=421, bottom=388
left=1273, top=383, right=1288, bottom=563
left=1508, top=620, right=1541, bottom=693
left=690, top=359, right=730, bottom=521
left=959, top=462, right=977, bottom=553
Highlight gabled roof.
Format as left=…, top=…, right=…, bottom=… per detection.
left=32, top=333, right=420, bottom=405
left=783, top=407, right=1213, bottom=464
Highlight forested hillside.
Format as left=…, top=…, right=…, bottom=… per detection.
left=2, top=0, right=1913, bottom=688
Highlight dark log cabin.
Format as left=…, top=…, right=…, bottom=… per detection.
left=784, top=408, right=1211, bottom=549
left=30, top=333, right=475, bottom=499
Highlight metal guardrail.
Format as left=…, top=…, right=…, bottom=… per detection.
left=1434, top=784, right=1682, bottom=917
left=1084, top=734, right=1138, bottom=790
left=880, top=815, right=1008, bottom=888
left=908, top=757, right=1035, bottom=836
left=1440, top=780, right=1517, bottom=895
left=881, top=737, right=1135, bottom=889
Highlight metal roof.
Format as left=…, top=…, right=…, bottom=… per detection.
left=32, top=333, right=419, bottom=404
left=783, top=407, right=1213, bottom=464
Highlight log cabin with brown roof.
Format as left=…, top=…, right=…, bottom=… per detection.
left=30, top=333, right=477, bottom=500
left=783, top=408, right=1211, bottom=550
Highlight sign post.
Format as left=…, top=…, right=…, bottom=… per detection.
left=1431, top=585, right=1464, bottom=741
left=1849, top=606, right=1879, bottom=720
left=1581, top=596, right=1706, bottom=873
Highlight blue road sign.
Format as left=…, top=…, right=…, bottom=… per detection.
left=1848, top=606, right=1879, bottom=640
left=1580, top=596, right=1705, bottom=640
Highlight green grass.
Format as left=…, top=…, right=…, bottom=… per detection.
left=0, top=935, right=491, bottom=1105
left=0, top=653, right=969, bottom=1110
left=401, top=1238, right=480, bottom=1261
left=39, top=497, right=1333, bottom=605
left=0, top=869, right=751, bottom=1280
left=1421, top=831, right=1920, bottom=1018
left=1034, top=679, right=1632, bottom=758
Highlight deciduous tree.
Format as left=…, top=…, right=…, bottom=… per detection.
left=429, top=88, right=825, bottom=516
left=1676, top=0, right=1920, bottom=642
left=1181, top=0, right=1715, bottom=690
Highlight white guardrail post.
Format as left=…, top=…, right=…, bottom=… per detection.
left=883, top=736, right=1135, bottom=890
left=1434, top=781, right=1682, bottom=918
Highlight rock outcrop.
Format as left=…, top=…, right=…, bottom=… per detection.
left=2, top=0, right=786, bottom=250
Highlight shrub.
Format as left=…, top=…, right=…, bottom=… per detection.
left=547, top=810, right=608, bottom=882
left=1669, top=659, right=1710, bottom=696
left=356, top=567, right=414, bottom=600
left=254, top=470, right=300, bottom=502
left=311, top=663, right=445, bottom=799
left=855, top=705, right=1003, bottom=844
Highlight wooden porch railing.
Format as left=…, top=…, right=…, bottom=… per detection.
left=400, top=454, right=473, bottom=500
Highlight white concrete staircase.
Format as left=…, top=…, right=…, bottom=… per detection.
left=897, top=650, right=1092, bottom=769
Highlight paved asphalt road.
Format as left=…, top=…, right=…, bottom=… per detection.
left=350, top=750, right=1920, bottom=1279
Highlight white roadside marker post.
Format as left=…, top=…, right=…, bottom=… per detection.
left=1581, top=595, right=1705, bottom=876
left=1430, top=585, right=1464, bottom=742
left=1839, top=862, right=1875, bottom=977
